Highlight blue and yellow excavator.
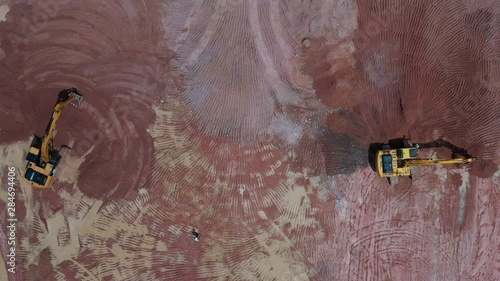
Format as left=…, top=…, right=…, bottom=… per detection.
left=24, top=88, right=83, bottom=188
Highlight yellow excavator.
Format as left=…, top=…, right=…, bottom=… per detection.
left=24, top=88, right=83, bottom=188
left=376, top=138, right=475, bottom=184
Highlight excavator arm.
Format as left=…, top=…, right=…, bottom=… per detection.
left=404, top=157, right=475, bottom=167
left=40, top=88, right=83, bottom=164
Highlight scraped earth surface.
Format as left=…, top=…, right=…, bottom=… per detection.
left=0, top=0, right=499, bottom=280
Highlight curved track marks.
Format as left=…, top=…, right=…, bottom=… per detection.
left=0, top=1, right=171, bottom=199
left=162, top=1, right=322, bottom=144
left=348, top=227, right=454, bottom=280
left=19, top=92, right=328, bottom=280
left=303, top=0, right=500, bottom=177
left=307, top=167, right=500, bottom=280
left=143, top=94, right=325, bottom=279
left=2, top=1, right=499, bottom=280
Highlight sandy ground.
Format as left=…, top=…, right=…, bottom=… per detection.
left=0, top=0, right=499, bottom=280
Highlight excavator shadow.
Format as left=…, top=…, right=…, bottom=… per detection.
left=368, top=143, right=383, bottom=172
left=414, top=138, right=473, bottom=158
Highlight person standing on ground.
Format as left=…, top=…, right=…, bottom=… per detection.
left=192, top=229, right=200, bottom=241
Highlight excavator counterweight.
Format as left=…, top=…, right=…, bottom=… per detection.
left=24, top=88, right=83, bottom=188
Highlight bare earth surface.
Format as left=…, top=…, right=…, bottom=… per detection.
left=0, top=0, right=499, bottom=280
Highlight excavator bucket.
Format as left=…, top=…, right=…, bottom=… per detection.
left=70, top=92, right=84, bottom=108
left=57, top=88, right=83, bottom=108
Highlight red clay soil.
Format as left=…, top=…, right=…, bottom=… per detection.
left=0, top=1, right=175, bottom=200
left=305, top=0, right=500, bottom=179
left=302, top=1, right=500, bottom=280
left=0, top=1, right=498, bottom=281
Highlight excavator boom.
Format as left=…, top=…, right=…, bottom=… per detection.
left=404, top=157, right=475, bottom=166
left=24, top=88, right=83, bottom=188
left=40, top=88, right=83, bottom=163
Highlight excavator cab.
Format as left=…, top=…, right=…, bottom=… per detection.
left=24, top=88, right=83, bottom=188
left=24, top=135, right=62, bottom=188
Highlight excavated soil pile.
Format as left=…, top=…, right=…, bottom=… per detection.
left=0, top=1, right=498, bottom=281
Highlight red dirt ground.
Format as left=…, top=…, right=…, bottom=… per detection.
left=306, top=0, right=500, bottom=179
left=0, top=0, right=498, bottom=281
left=0, top=1, right=175, bottom=200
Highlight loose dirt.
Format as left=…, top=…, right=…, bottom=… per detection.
left=0, top=1, right=498, bottom=281
left=0, top=0, right=173, bottom=200
left=303, top=0, right=500, bottom=179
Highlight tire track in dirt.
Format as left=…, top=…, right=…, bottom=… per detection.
left=313, top=164, right=499, bottom=280
left=181, top=1, right=276, bottom=142
left=456, top=175, right=500, bottom=280
left=162, top=0, right=322, bottom=145
left=348, top=222, right=456, bottom=280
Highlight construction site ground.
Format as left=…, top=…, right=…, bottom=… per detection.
left=0, top=1, right=499, bottom=280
